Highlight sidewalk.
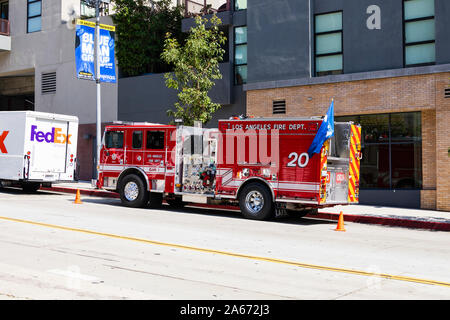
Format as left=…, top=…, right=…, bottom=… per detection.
left=45, top=181, right=450, bottom=231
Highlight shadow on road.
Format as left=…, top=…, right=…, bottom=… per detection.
left=0, top=187, right=62, bottom=196
left=0, top=186, right=334, bottom=227
left=76, top=197, right=334, bottom=227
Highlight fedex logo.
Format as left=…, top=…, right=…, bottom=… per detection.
left=0, top=131, right=9, bottom=154
left=30, top=125, right=71, bottom=144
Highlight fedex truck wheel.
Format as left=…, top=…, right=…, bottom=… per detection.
left=119, top=174, right=149, bottom=208
left=239, top=182, right=274, bottom=220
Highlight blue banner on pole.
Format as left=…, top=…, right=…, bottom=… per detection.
left=75, top=20, right=116, bottom=83
left=75, top=21, right=96, bottom=81
left=98, top=26, right=116, bottom=83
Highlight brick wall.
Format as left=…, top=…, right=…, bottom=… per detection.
left=435, top=74, right=450, bottom=211
left=421, top=110, right=437, bottom=210
left=247, top=72, right=450, bottom=211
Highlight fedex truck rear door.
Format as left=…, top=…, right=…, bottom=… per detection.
left=26, top=117, right=71, bottom=174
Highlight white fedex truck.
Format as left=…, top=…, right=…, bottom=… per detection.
left=0, top=111, right=79, bottom=192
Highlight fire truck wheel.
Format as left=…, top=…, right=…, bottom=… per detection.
left=119, top=174, right=149, bottom=208
left=148, top=192, right=163, bottom=209
left=239, top=183, right=274, bottom=220
left=22, top=182, right=41, bottom=193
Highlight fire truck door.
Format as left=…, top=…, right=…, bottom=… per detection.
left=144, top=129, right=166, bottom=188
left=102, top=130, right=125, bottom=171
left=125, top=130, right=144, bottom=167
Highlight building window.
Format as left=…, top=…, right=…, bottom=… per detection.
left=314, top=11, right=343, bottom=77
left=0, top=1, right=8, bottom=20
left=404, top=0, right=435, bottom=66
left=27, top=0, right=42, bottom=33
left=235, top=0, right=247, bottom=11
left=336, top=112, right=422, bottom=190
left=234, top=26, right=247, bottom=85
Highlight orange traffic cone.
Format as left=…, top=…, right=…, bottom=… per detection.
left=335, top=211, right=346, bottom=232
left=74, top=189, right=83, bottom=204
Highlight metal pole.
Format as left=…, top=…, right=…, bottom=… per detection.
left=95, top=0, right=102, bottom=182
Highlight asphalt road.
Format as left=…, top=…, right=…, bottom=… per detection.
left=0, top=188, right=449, bottom=300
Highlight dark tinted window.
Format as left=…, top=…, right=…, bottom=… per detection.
left=390, top=112, right=421, bottom=142
left=336, top=112, right=422, bottom=190
left=105, top=131, right=124, bottom=149
left=391, top=143, right=422, bottom=189
left=132, top=131, right=143, bottom=149
left=146, top=131, right=165, bottom=150
left=360, top=144, right=390, bottom=189
left=360, top=114, right=389, bottom=144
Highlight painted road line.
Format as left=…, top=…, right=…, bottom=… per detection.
left=1, top=215, right=449, bottom=288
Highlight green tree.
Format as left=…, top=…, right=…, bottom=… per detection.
left=113, top=0, right=185, bottom=77
left=161, top=15, right=226, bottom=126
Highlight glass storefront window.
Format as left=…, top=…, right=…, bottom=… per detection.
left=336, top=112, right=422, bottom=190
left=360, top=144, right=390, bottom=189
left=360, top=114, right=389, bottom=144
left=391, top=143, right=422, bottom=189
left=390, top=112, right=421, bottom=143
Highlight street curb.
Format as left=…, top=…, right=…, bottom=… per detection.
left=310, top=212, right=450, bottom=232
left=41, top=186, right=120, bottom=199
left=43, top=186, right=450, bottom=232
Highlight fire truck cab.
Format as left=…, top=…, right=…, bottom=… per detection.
left=97, top=118, right=361, bottom=220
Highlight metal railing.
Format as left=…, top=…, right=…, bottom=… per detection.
left=184, top=0, right=230, bottom=18
left=0, top=19, right=9, bottom=36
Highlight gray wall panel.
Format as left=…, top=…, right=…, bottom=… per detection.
left=118, top=63, right=244, bottom=126
left=118, top=73, right=177, bottom=124
left=314, top=0, right=343, bottom=14
left=359, top=190, right=421, bottom=209
left=247, top=0, right=311, bottom=83
left=435, top=0, right=450, bottom=64
left=342, top=0, right=404, bottom=73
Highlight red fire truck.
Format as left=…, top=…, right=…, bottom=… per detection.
left=96, top=118, right=361, bottom=220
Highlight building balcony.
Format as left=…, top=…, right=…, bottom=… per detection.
left=0, top=18, right=9, bottom=36
left=0, top=18, right=11, bottom=51
left=184, top=0, right=230, bottom=18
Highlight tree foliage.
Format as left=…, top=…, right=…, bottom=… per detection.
left=112, top=0, right=185, bottom=77
left=161, top=15, right=226, bottom=126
